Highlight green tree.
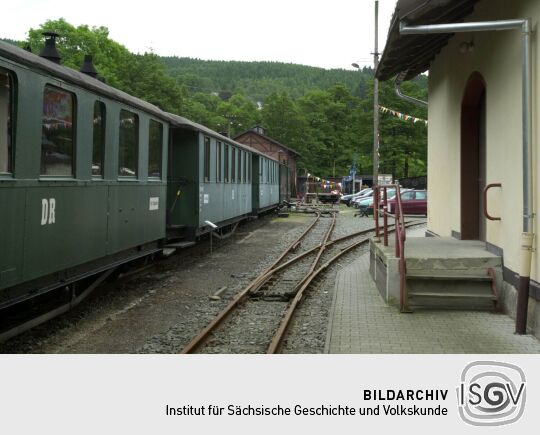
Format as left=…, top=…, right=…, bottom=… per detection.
left=261, top=92, right=310, bottom=167
left=377, top=79, right=427, bottom=180
left=215, top=93, right=260, bottom=137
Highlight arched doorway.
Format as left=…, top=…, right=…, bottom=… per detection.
left=461, top=72, right=486, bottom=241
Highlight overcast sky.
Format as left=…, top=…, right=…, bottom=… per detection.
left=3, top=0, right=397, bottom=70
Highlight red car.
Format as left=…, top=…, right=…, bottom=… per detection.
left=385, top=190, right=427, bottom=215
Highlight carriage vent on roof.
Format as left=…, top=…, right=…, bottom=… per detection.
left=80, top=55, right=98, bottom=78
left=39, top=32, right=62, bottom=64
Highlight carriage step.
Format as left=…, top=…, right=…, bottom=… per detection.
left=167, top=224, right=186, bottom=230
left=165, top=241, right=196, bottom=249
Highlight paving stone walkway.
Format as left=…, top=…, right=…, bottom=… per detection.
left=325, top=249, right=540, bottom=354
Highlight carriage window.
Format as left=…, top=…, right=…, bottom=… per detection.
left=243, top=151, right=247, bottom=183
left=224, top=144, right=229, bottom=182
left=231, top=147, right=236, bottom=183
left=203, top=136, right=210, bottom=182
left=41, top=85, right=75, bottom=176
left=237, top=150, right=241, bottom=183
left=118, top=110, right=138, bottom=177
left=149, top=120, right=162, bottom=178
left=92, top=101, right=105, bottom=177
left=237, top=149, right=241, bottom=182
left=216, top=141, right=222, bottom=182
left=415, top=191, right=427, bottom=200
left=0, top=70, right=13, bottom=175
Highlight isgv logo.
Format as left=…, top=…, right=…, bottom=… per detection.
left=457, top=361, right=526, bottom=426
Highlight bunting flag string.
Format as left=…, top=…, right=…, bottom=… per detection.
left=379, top=105, right=428, bottom=126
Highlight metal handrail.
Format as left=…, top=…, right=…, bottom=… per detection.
left=374, top=184, right=409, bottom=312
left=483, top=183, right=502, bottom=221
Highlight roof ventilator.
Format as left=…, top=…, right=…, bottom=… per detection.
left=80, top=54, right=98, bottom=78
left=39, top=32, right=61, bottom=64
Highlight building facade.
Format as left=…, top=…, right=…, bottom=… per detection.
left=234, top=126, right=299, bottom=199
left=377, top=0, right=540, bottom=337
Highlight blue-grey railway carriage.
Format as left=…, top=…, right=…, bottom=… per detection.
left=167, top=114, right=280, bottom=239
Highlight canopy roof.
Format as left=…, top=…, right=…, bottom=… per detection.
left=376, top=0, right=480, bottom=81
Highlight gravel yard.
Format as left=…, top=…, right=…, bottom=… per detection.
left=0, top=206, right=381, bottom=354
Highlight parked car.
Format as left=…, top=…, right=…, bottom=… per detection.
left=355, top=188, right=397, bottom=214
left=385, top=190, right=427, bottom=215
left=341, top=188, right=372, bottom=206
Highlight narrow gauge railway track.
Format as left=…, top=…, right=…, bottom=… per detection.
left=180, top=211, right=334, bottom=353
left=181, top=218, right=424, bottom=354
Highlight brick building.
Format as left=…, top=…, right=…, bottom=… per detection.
left=234, top=126, right=300, bottom=199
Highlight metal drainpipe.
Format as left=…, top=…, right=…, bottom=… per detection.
left=400, top=18, right=533, bottom=334
left=395, top=71, right=428, bottom=107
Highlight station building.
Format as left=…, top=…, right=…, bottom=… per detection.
left=376, top=0, right=540, bottom=338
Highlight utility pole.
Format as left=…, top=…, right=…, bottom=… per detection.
left=373, top=0, right=380, bottom=188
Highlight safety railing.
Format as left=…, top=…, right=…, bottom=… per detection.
left=374, top=184, right=409, bottom=312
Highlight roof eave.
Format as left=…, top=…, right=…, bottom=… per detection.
left=375, top=0, right=480, bottom=81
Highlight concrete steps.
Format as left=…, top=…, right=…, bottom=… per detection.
left=370, top=236, right=503, bottom=312
left=406, top=270, right=500, bottom=311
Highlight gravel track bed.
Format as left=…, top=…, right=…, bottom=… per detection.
left=192, top=216, right=336, bottom=354
left=280, top=210, right=376, bottom=353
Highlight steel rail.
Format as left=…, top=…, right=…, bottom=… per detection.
left=267, top=238, right=368, bottom=353
left=180, top=216, right=365, bottom=354
left=266, top=219, right=424, bottom=353
left=181, top=217, right=425, bottom=354
left=291, top=213, right=336, bottom=294
left=243, top=221, right=419, bottom=293
left=266, top=212, right=322, bottom=272
left=179, top=212, right=325, bottom=354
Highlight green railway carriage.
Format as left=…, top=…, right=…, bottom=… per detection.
left=167, top=115, right=280, bottom=239
left=252, top=153, right=280, bottom=213
left=0, top=37, right=282, bottom=334
left=0, top=40, right=168, bottom=308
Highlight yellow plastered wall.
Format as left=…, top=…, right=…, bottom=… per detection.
left=427, top=0, right=538, bottom=278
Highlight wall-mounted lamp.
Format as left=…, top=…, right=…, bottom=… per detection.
left=459, top=40, right=475, bottom=53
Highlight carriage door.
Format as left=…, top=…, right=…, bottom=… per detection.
left=460, top=72, right=486, bottom=241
